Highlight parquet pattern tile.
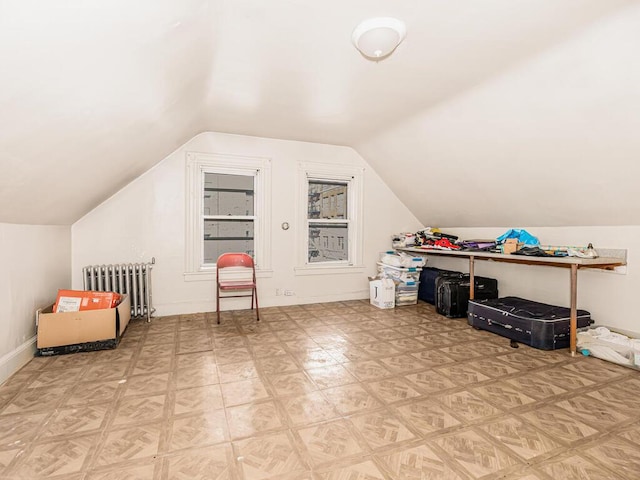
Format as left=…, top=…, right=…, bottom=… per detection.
left=297, top=419, right=364, bottom=466
left=235, top=431, right=306, bottom=478
left=379, top=443, right=468, bottom=480
left=10, top=433, right=98, bottom=478
left=520, top=405, right=600, bottom=444
left=94, top=423, right=162, bottom=466
left=318, top=459, right=386, bottom=480
left=395, top=399, right=461, bottom=435
left=350, top=409, right=416, bottom=449
left=478, top=416, right=562, bottom=460
left=583, top=436, right=640, bottom=479
left=434, top=428, right=521, bottom=477
left=0, top=300, right=638, bottom=480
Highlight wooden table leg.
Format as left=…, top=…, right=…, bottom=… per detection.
left=469, top=256, right=475, bottom=300
left=570, top=264, right=578, bottom=356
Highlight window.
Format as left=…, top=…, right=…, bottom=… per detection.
left=296, top=162, right=364, bottom=274
left=203, top=173, right=255, bottom=264
left=186, top=152, right=271, bottom=279
left=308, top=180, right=349, bottom=263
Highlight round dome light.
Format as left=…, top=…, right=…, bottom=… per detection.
left=352, top=17, right=406, bottom=60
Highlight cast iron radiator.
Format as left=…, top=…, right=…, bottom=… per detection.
left=82, top=260, right=155, bottom=322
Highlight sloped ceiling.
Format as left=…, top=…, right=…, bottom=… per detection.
left=0, top=0, right=637, bottom=226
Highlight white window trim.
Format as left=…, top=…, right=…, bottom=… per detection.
left=295, top=162, right=365, bottom=276
left=185, top=152, right=272, bottom=281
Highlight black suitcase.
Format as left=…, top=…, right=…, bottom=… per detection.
left=436, top=275, right=498, bottom=318
left=467, top=296, right=592, bottom=350
left=418, top=267, right=462, bottom=304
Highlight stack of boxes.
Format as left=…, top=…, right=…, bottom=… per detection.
left=375, top=251, right=425, bottom=307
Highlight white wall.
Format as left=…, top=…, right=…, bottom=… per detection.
left=0, top=223, right=70, bottom=384
left=422, top=226, right=638, bottom=335
left=71, top=132, right=421, bottom=316
left=356, top=4, right=640, bottom=228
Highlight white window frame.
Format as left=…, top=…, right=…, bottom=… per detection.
left=185, top=152, right=272, bottom=281
left=295, top=162, right=365, bottom=275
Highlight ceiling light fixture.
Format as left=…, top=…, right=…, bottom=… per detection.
left=352, top=17, right=406, bottom=60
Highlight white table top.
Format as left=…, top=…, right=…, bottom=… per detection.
left=399, top=247, right=626, bottom=270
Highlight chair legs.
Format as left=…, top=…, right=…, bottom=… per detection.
left=216, top=288, right=221, bottom=325
left=254, top=287, right=260, bottom=322
left=216, top=287, right=259, bottom=324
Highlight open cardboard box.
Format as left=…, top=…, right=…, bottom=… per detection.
left=501, top=238, right=520, bottom=255
left=36, top=294, right=131, bottom=356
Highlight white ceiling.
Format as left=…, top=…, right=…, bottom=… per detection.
left=0, top=0, right=637, bottom=226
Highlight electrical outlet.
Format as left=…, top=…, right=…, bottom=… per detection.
left=284, top=290, right=294, bottom=296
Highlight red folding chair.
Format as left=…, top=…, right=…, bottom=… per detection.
left=215, top=253, right=259, bottom=325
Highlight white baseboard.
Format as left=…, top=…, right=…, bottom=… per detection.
left=0, top=336, right=36, bottom=386
left=153, top=290, right=370, bottom=318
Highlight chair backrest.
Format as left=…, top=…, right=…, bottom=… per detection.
left=216, top=253, right=255, bottom=270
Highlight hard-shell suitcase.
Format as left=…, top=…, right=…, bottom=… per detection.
left=418, top=267, right=462, bottom=304
left=467, top=296, right=592, bottom=350
left=436, top=275, right=498, bottom=318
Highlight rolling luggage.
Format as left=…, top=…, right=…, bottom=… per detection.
left=467, top=296, right=592, bottom=350
left=436, top=275, right=498, bottom=318
left=418, top=267, right=462, bottom=304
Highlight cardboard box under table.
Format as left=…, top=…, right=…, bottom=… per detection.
left=36, top=294, right=131, bottom=356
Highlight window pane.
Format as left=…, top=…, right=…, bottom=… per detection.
left=204, top=219, right=254, bottom=264
left=204, top=173, right=254, bottom=216
left=308, top=223, right=348, bottom=263
left=308, top=181, right=348, bottom=219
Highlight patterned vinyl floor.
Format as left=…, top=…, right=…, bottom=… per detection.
left=1, top=300, right=639, bottom=479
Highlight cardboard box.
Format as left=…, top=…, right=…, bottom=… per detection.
left=36, top=295, right=131, bottom=356
left=501, top=238, right=519, bottom=255
left=370, top=279, right=395, bottom=309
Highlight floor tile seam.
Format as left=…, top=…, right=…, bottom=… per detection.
left=0, top=376, right=37, bottom=395
left=428, top=427, right=527, bottom=478
left=469, top=382, right=538, bottom=407
left=577, top=437, right=640, bottom=479
left=586, top=372, right=640, bottom=394
left=379, top=435, right=479, bottom=480
left=319, top=415, right=375, bottom=455
left=511, top=408, right=613, bottom=450
left=159, top=434, right=232, bottom=457
left=309, top=453, right=385, bottom=479
left=423, top=382, right=488, bottom=400
left=294, top=442, right=371, bottom=472
left=409, top=417, right=468, bottom=441
left=5, top=428, right=102, bottom=478
left=525, top=387, right=619, bottom=408
left=576, top=424, right=640, bottom=450
left=0, top=390, right=73, bottom=417
left=81, top=454, right=161, bottom=478
left=550, top=396, right=635, bottom=427
left=0, top=444, right=28, bottom=478
left=2, top=407, right=65, bottom=459
left=369, top=447, right=452, bottom=480
left=89, top=363, right=170, bottom=454
left=322, top=378, right=382, bottom=404
left=237, top=426, right=313, bottom=473
left=470, top=422, right=557, bottom=466
left=431, top=393, right=508, bottom=426
left=345, top=407, right=425, bottom=450
left=227, top=416, right=291, bottom=442
left=538, top=450, right=630, bottom=480
left=363, top=378, right=425, bottom=405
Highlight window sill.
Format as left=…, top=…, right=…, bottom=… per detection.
left=184, top=269, right=274, bottom=282
left=294, top=264, right=366, bottom=276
